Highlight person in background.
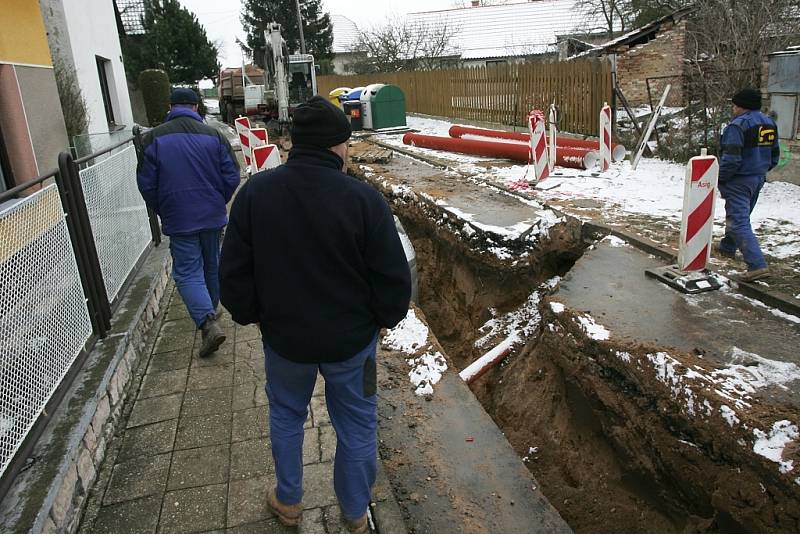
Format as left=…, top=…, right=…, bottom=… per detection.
left=137, top=88, right=240, bottom=356
left=219, top=96, right=411, bottom=533
left=715, top=87, right=780, bottom=282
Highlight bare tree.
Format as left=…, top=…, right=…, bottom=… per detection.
left=685, top=0, right=799, bottom=110
left=348, top=17, right=461, bottom=74
left=578, top=0, right=632, bottom=36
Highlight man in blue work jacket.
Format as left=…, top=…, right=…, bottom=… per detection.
left=716, top=88, right=780, bottom=282
left=137, top=88, right=240, bottom=356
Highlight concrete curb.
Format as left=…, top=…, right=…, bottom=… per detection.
left=583, top=221, right=800, bottom=318
left=0, top=245, right=172, bottom=534
left=371, top=462, right=408, bottom=534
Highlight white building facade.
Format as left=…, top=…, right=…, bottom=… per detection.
left=41, top=0, right=133, bottom=141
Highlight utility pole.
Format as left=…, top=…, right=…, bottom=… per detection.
left=295, top=0, right=306, bottom=54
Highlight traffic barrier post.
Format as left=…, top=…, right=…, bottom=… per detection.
left=528, top=110, right=549, bottom=183
left=235, top=116, right=252, bottom=168
left=644, top=147, right=723, bottom=294
left=678, top=148, right=719, bottom=271
left=599, top=103, right=612, bottom=172
left=252, top=144, right=281, bottom=173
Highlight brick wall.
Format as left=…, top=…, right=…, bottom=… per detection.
left=616, top=21, right=688, bottom=107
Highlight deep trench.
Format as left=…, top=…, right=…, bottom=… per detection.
left=394, top=209, right=753, bottom=534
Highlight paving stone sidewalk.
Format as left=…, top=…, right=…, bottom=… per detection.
left=78, top=285, right=361, bottom=534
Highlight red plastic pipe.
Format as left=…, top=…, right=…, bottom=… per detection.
left=403, top=133, right=597, bottom=170
left=449, top=125, right=626, bottom=161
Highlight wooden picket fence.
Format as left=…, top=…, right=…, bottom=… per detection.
left=317, top=59, right=612, bottom=136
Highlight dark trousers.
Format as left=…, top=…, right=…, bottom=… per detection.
left=263, top=333, right=378, bottom=521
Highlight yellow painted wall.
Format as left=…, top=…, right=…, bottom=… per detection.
left=0, top=0, right=53, bottom=67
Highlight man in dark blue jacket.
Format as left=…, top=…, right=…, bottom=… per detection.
left=219, top=97, right=411, bottom=533
left=137, top=88, right=240, bottom=356
left=716, top=88, right=780, bottom=282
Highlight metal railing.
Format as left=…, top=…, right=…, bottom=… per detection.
left=0, top=131, right=160, bottom=496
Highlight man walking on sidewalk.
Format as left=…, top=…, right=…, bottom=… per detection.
left=137, top=88, right=240, bottom=357
left=219, top=96, right=411, bottom=533
left=715, top=87, right=780, bottom=282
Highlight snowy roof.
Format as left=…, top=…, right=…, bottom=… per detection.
left=331, top=14, right=360, bottom=54
left=407, top=0, right=610, bottom=60
left=116, top=0, right=145, bottom=35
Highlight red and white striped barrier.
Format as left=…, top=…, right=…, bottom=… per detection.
left=251, top=144, right=281, bottom=173
left=528, top=110, right=549, bottom=183
left=599, top=103, right=612, bottom=172
left=249, top=127, right=268, bottom=151
left=678, top=149, right=719, bottom=271
left=547, top=104, right=558, bottom=173
left=234, top=116, right=252, bottom=168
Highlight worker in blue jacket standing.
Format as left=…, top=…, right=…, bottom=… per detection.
left=715, top=88, right=780, bottom=282
left=137, top=88, right=240, bottom=356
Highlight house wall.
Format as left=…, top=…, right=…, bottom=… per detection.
left=615, top=20, right=687, bottom=107
left=0, top=1, right=68, bottom=186
left=44, top=0, right=133, bottom=137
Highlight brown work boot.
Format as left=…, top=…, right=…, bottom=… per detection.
left=738, top=267, right=770, bottom=283
left=267, top=487, right=303, bottom=526
left=199, top=316, right=226, bottom=358
left=712, top=242, right=736, bottom=260
left=342, top=513, right=368, bottom=534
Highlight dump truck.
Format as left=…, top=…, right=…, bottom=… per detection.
left=218, top=64, right=268, bottom=124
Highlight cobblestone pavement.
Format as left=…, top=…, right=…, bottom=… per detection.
left=79, top=286, right=360, bottom=534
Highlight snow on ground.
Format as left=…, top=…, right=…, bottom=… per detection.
left=753, top=421, right=799, bottom=474
left=462, top=278, right=560, bottom=382
left=382, top=309, right=448, bottom=397
left=379, top=116, right=800, bottom=262
left=383, top=309, right=428, bottom=353
left=576, top=314, right=611, bottom=341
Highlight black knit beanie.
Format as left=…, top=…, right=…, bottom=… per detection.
left=731, top=88, right=761, bottom=110
left=291, top=96, right=352, bottom=147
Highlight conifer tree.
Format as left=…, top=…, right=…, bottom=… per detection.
left=122, top=0, right=219, bottom=84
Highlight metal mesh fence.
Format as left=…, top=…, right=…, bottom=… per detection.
left=0, top=185, right=93, bottom=477
left=79, top=145, right=151, bottom=301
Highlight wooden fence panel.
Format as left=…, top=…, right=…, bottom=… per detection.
left=316, top=59, right=611, bottom=136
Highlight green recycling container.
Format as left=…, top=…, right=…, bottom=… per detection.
left=370, top=85, right=406, bottom=130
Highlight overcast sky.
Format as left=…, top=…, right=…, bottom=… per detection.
left=177, top=0, right=464, bottom=68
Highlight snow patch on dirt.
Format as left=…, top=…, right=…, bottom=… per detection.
left=383, top=309, right=429, bottom=354
left=752, top=421, right=799, bottom=474
left=576, top=314, right=611, bottom=340
left=720, top=405, right=740, bottom=427
left=475, top=280, right=559, bottom=349
left=602, top=235, right=629, bottom=247
left=407, top=351, right=448, bottom=396
left=383, top=309, right=449, bottom=397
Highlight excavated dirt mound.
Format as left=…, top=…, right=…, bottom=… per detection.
left=486, top=310, right=800, bottom=533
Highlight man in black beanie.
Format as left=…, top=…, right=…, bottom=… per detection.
left=715, top=88, right=780, bottom=282
left=219, top=96, right=411, bottom=532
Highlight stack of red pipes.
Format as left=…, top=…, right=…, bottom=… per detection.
left=401, top=125, right=626, bottom=170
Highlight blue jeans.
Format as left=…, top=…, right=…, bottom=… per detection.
left=719, top=176, right=768, bottom=270
left=169, top=230, right=221, bottom=327
left=264, top=332, right=378, bottom=521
